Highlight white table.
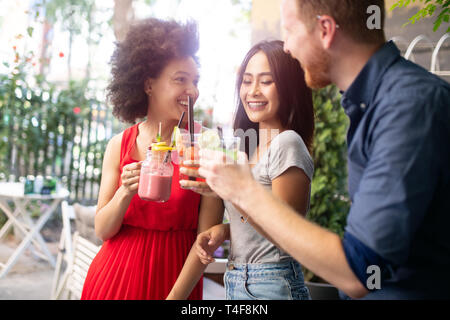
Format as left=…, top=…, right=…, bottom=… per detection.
left=0, top=182, right=69, bottom=279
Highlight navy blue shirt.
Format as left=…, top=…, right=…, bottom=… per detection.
left=340, top=41, right=450, bottom=299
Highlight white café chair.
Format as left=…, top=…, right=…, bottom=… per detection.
left=64, top=231, right=100, bottom=299
left=50, top=201, right=100, bottom=300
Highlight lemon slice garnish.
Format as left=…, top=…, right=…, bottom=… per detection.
left=199, top=129, right=221, bottom=149
left=152, top=146, right=174, bottom=151
left=151, top=141, right=174, bottom=151
left=173, top=126, right=182, bottom=147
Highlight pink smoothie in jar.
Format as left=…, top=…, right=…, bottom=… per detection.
left=138, top=173, right=172, bottom=202
left=138, top=144, right=174, bottom=202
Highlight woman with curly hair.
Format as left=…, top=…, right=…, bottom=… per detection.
left=81, top=18, right=224, bottom=300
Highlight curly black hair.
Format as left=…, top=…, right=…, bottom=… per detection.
left=107, top=18, right=199, bottom=123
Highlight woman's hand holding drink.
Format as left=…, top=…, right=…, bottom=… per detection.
left=121, top=162, right=142, bottom=197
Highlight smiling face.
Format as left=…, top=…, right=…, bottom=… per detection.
left=147, top=56, right=200, bottom=121
left=239, top=51, right=281, bottom=129
left=281, top=0, right=332, bottom=89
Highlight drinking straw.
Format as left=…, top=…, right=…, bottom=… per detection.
left=187, top=96, right=196, bottom=181
left=217, top=126, right=225, bottom=149
left=188, top=96, right=194, bottom=145
left=175, top=111, right=186, bottom=141
left=156, top=122, right=162, bottom=142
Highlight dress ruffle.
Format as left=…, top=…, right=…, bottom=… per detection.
left=81, top=225, right=202, bottom=299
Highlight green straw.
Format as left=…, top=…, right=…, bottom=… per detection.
left=156, top=122, right=161, bottom=142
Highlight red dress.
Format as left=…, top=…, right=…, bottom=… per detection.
left=81, top=123, right=202, bottom=300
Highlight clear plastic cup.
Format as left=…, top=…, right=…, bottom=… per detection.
left=178, top=133, right=205, bottom=185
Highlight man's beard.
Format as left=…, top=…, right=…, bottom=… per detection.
left=303, top=44, right=332, bottom=89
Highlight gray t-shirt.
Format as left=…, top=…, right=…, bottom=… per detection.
left=224, top=130, right=314, bottom=264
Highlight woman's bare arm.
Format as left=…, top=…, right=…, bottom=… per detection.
left=166, top=196, right=224, bottom=299
left=94, top=133, right=141, bottom=241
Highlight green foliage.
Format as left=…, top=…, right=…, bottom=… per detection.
left=142, top=0, right=165, bottom=5
left=390, top=0, right=450, bottom=33
left=309, top=85, right=350, bottom=237
left=0, top=48, right=36, bottom=175
left=0, top=40, right=105, bottom=181
left=194, top=107, right=214, bottom=129
left=304, top=86, right=350, bottom=282
left=38, top=0, right=95, bottom=34
left=30, top=0, right=111, bottom=79
left=1, top=63, right=92, bottom=175
left=231, top=0, right=252, bottom=22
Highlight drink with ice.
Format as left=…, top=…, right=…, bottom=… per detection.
left=177, top=133, right=205, bottom=184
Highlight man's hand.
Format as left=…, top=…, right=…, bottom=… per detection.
left=196, top=224, right=229, bottom=264
left=198, top=150, right=256, bottom=206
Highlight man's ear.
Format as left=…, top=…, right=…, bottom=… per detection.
left=144, top=78, right=153, bottom=96
left=316, top=15, right=338, bottom=49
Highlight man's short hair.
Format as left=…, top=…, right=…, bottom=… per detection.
left=295, top=0, right=386, bottom=44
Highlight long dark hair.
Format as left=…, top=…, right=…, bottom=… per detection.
left=233, top=40, right=314, bottom=157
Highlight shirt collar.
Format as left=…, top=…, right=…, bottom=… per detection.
left=341, top=41, right=401, bottom=111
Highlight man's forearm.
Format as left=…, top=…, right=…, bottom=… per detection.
left=236, top=179, right=368, bottom=298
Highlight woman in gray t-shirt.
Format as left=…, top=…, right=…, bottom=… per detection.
left=196, top=40, right=315, bottom=300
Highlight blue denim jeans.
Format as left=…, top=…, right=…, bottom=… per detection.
left=224, top=260, right=311, bottom=300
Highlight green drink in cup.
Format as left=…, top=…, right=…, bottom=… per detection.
left=177, top=129, right=240, bottom=189
left=199, top=129, right=241, bottom=164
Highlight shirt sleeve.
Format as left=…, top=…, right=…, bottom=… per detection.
left=342, top=231, right=393, bottom=288
left=345, top=86, right=449, bottom=266
left=267, top=131, right=314, bottom=181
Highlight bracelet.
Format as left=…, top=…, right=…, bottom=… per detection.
left=240, top=215, right=249, bottom=224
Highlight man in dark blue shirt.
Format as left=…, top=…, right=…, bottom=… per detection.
left=197, top=0, right=450, bottom=299
left=340, top=39, right=450, bottom=299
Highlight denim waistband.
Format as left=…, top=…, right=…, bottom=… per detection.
left=227, top=259, right=299, bottom=269
left=226, top=259, right=303, bottom=280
